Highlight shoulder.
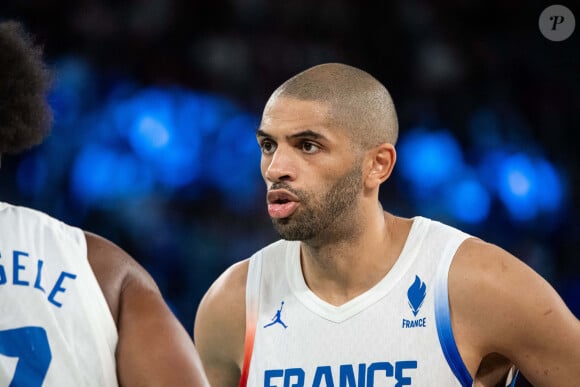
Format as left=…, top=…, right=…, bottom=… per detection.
left=449, top=237, right=580, bottom=379
left=197, top=239, right=288, bottom=312
left=1, top=202, right=85, bottom=244
left=194, top=258, right=250, bottom=383
left=83, top=233, right=212, bottom=385
left=84, top=231, right=154, bottom=325
left=196, top=239, right=289, bottom=323
left=449, top=237, right=550, bottom=348
left=202, top=258, right=250, bottom=306
left=194, top=239, right=289, bottom=341
left=449, top=237, right=556, bottom=324
left=197, top=258, right=250, bottom=332
left=0, top=202, right=52, bottom=221
left=195, top=258, right=249, bottom=350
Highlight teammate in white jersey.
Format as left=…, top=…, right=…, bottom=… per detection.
left=194, top=63, right=580, bottom=386
left=0, top=20, right=209, bottom=386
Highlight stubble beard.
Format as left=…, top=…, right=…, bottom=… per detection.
left=271, top=163, right=363, bottom=242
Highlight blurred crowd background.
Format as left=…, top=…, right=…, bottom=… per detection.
left=1, top=0, right=578, bottom=341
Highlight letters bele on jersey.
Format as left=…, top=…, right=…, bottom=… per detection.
left=0, top=249, right=77, bottom=308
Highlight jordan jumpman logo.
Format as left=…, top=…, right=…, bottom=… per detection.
left=263, top=301, right=288, bottom=329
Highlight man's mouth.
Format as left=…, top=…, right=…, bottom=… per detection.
left=267, top=190, right=300, bottom=219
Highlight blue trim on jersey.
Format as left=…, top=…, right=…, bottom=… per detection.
left=434, top=271, right=473, bottom=387
left=507, top=369, right=519, bottom=387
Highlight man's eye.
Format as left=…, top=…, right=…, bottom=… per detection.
left=261, top=140, right=276, bottom=154
left=301, top=142, right=320, bottom=154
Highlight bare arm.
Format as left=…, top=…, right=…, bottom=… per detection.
left=85, top=232, right=210, bottom=387
left=194, top=260, right=248, bottom=387
left=450, top=238, right=580, bottom=386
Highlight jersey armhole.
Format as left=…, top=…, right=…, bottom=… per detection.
left=434, top=235, right=474, bottom=387
left=239, top=254, right=262, bottom=387
left=434, top=236, right=520, bottom=387
left=505, top=366, right=519, bottom=387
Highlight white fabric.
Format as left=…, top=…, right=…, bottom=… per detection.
left=244, top=216, right=473, bottom=386
left=0, top=202, right=118, bottom=386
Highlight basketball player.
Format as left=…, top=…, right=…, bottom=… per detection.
left=0, top=21, right=209, bottom=386
left=194, top=63, right=580, bottom=386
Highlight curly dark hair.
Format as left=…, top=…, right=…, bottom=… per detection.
left=0, top=20, right=53, bottom=154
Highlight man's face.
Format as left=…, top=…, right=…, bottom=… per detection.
left=256, top=96, right=363, bottom=241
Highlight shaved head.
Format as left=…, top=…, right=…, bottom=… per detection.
left=267, top=63, right=398, bottom=150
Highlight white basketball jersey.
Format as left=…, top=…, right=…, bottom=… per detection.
left=241, top=216, right=479, bottom=387
left=0, top=202, right=118, bottom=386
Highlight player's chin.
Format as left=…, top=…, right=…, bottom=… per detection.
left=273, top=216, right=291, bottom=225
left=271, top=222, right=305, bottom=241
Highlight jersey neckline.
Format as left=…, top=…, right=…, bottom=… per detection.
left=286, top=216, right=431, bottom=323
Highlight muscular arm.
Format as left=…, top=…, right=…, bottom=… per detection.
left=450, top=238, right=580, bottom=386
left=194, top=260, right=248, bottom=387
left=85, top=232, right=209, bottom=387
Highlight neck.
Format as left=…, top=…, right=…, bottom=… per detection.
left=299, top=206, right=411, bottom=306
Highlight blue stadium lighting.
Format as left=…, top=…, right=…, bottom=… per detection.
left=467, top=107, right=502, bottom=149
left=48, top=56, right=95, bottom=127
left=535, top=158, right=564, bottom=212
left=71, top=144, right=154, bottom=205
left=116, top=88, right=175, bottom=159
left=397, top=127, right=464, bottom=191
left=68, top=85, right=265, bottom=206
left=110, top=87, right=204, bottom=188
left=497, top=154, right=538, bottom=221
left=16, top=153, right=48, bottom=197
left=208, top=113, right=260, bottom=185
left=478, top=151, right=565, bottom=222
left=205, top=112, right=262, bottom=211
left=445, top=176, right=491, bottom=224
left=135, top=114, right=171, bottom=149
left=477, top=150, right=507, bottom=191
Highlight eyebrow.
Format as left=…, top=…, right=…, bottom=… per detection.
left=256, top=129, right=270, bottom=138
left=256, top=129, right=328, bottom=142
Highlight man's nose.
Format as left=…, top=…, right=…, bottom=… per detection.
left=264, top=147, right=296, bottom=183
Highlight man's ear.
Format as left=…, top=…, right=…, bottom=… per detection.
left=364, top=143, right=396, bottom=190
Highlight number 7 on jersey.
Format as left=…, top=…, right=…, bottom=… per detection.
left=0, top=327, right=52, bottom=386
